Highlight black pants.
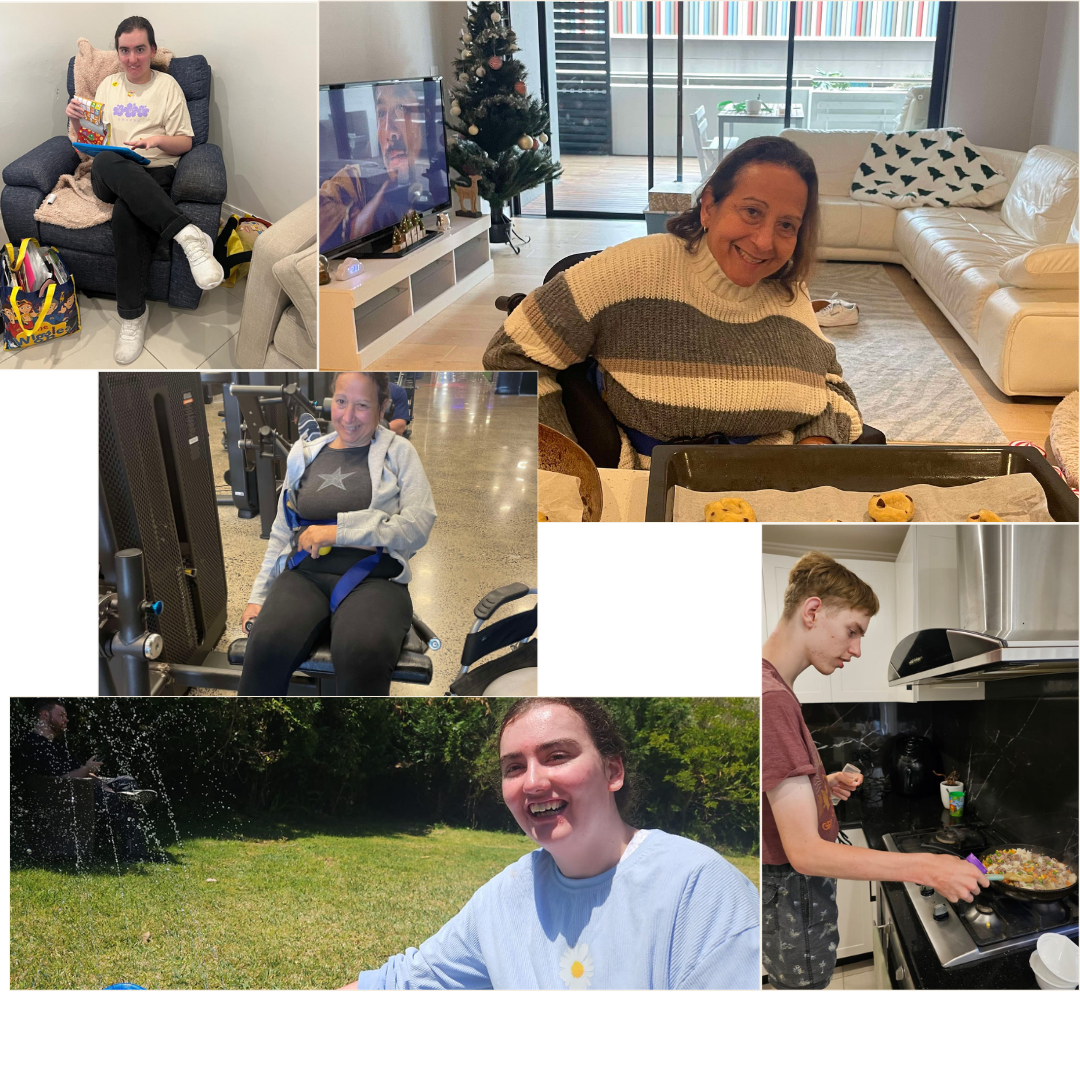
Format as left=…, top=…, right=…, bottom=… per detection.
left=761, top=862, right=840, bottom=989
left=89, top=151, right=190, bottom=318
left=238, top=569, right=414, bottom=696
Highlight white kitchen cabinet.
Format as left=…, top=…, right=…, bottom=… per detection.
left=836, top=827, right=874, bottom=960
left=893, top=525, right=983, bottom=702
left=762, top=554, right=904, bottom=702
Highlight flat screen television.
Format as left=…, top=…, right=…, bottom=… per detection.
left=318, top=76, right=451, bottom=258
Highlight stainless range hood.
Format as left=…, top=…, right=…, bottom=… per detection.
left=889, top=525, right=1078, bottom=685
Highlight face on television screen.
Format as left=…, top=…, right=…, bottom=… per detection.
left=319, top=79, right=450, bottom=256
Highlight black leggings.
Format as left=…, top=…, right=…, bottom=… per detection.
left=238, top=569, right=414, bottom=696
left=89, top=151, right=190, bottom=318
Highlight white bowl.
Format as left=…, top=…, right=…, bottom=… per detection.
left=1029, top=950, right=1076, bottom=990
left=1037, top=932, right=1079, bottom=984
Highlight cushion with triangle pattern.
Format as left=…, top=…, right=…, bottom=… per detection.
left=849, top=128, right=1009, bottom=209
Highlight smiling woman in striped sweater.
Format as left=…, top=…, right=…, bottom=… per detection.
left=483, top=136, right=865, bottom=468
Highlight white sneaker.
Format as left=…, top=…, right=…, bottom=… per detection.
left=174, top=223, right=225, bottom=290
left=114, top=310, right=149, bottom=365
left=812, top=292, right=859, bottom=327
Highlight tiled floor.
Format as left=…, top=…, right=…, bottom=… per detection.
left=0, top=282, right=282, bottom=371
left=762, top=955, right=878, bottom=990
left=368, top=217, right=1062, bottom=445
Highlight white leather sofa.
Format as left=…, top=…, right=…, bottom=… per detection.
left=781, top=129, right=1079, bottom=397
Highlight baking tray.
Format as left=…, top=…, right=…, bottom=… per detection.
left=645, top=445, right=1079, bottom=522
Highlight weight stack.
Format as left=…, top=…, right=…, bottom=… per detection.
left=100, top=373, right=228, bottom=665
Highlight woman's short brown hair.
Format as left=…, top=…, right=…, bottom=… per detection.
left=782, top=551, right=880, bottom=621
left=498, top=698, right=640, bottom=819
left=666, top=135, right=820, bottom=300
left=333, top=370, right=391, bottom=410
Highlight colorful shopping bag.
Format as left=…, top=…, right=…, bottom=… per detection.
left=2, top=239, right=81, bottom=351
left=213, top=214, right=272, bottom=288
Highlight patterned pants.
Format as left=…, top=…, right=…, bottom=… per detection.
left=761, top=862, right=839, bottom=989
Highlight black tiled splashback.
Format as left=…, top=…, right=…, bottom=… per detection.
left=802, top=677, right=1078, bottom=859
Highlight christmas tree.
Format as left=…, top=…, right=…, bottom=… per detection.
left=446, top=2, right=561, bottom=244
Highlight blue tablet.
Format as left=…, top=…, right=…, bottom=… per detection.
left=73, top=143, right=151, bottom=165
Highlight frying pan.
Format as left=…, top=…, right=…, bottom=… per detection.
left=978, top=843, right=1079, bottom=902
left=538, top=423, right=604, bottom=522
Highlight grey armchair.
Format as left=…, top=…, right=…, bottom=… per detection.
left=1, top=54, right=226, bottom=310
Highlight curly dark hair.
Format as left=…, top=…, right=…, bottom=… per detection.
left=666, top=135, right=820, bottom=300
left=498, top=698, right=641, bottom=821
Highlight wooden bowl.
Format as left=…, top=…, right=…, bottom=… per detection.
left=538, top=423, right=604, bottom=522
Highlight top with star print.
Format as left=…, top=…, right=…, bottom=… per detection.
left=292, top=445, right=373, bottom=521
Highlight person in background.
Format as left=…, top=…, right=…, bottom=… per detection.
left=385, top=380, right=411, bottom=436
left=760, top=552, right=988, bottom=989
left=14, top=700, right=157, bottom=861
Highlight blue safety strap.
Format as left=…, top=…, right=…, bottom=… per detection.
left=283, top=498, right=384, bottom=613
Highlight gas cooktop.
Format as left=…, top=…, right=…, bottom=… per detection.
left=883, top=820, right=1079, bottom=968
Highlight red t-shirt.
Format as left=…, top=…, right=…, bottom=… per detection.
left=761, top=658, right=838, bottom=865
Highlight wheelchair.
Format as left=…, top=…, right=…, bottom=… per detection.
left=495, top=251, right=886, bottom=464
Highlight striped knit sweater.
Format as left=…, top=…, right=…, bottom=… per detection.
left=483, top=232, right=863, bottom=466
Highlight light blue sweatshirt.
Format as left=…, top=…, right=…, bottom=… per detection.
left=247, top=426, right=436, bottom=606
left=357, top=830, right=760, bottom=990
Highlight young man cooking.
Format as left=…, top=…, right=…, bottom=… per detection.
left=760, top=552, right=988, bottom=989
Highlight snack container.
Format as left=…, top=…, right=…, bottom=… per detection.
left=948, top=789, right=965, bottom=818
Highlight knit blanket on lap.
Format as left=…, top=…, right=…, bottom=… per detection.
left=483, top=232, right=863, bottom=468
left=33, top=38, right=173, bottom=230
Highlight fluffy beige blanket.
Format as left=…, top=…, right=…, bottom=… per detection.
left=33, top=39, right=174, bottom=230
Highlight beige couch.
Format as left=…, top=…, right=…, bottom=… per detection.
left=235, top=197, right=317, bottom=369
left=782, top=130, right=1079, bottom=397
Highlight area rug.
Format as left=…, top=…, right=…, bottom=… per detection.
left=807, top=262, right=1006, bottom=444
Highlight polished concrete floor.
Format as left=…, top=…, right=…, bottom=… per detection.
left=197, top=372, right=537, bottom=697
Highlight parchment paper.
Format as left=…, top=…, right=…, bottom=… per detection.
left=673, top=473, right=1054, bottom=522
left=538, top=469, right=584, bottom=522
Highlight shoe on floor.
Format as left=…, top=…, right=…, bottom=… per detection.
left=114, top=310, right=149, bottom=365
left=812, top=292, right=859, bottom=327
left=174, top=223, right=225, bottom=290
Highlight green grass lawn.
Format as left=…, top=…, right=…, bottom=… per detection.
left=11, top=815, right=760, bottom=989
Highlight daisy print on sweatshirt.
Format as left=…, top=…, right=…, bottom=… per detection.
left=559, top=943, right=594, bottom=990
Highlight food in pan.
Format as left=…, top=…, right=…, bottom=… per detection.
left=868, top=491, right=915, bottom=522
left=965, top=509, right=1003, bottom=522
left=982, top=848, right=1077, bottom=890
left=704, top=497, right=756, bottom=522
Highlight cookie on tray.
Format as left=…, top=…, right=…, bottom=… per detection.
left=538, top=511, right=550, bottom=522
left=705, top=497, right=756, bottom=522
left=964, top=509, right=1003, bottom=522
left=868, top=491, right=915, bottom=522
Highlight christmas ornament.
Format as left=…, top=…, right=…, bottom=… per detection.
left=461, top=48, right=470, bottom=58
left=491, top=11, right=501, bottom=22
left=531, top=137, right=540, bottom=150
left=469, top=124, right=480, bottom=136
left=517, top=135, right=532, bottom=150
left=463, top=31, right=472, bottom=43
left=538, top=133, right=549, bottom=144
left=514, top=81, right=526, bottom=95
left=450, top=102, right=461, bottom=116
left=475, top=65, right=485, bottom=76
left=489, top=56, right=503, bottom=70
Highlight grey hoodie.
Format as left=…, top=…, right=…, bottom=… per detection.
left=247, top=426, right=436, bottom=606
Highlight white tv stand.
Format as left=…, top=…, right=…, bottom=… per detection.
left=319, top=212, right=493, bottom=369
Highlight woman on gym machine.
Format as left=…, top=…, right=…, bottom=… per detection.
left=238, top=371, right=436, bottom=696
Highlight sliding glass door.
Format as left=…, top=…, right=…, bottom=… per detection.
left=526, top=1, right=955, bottom=219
